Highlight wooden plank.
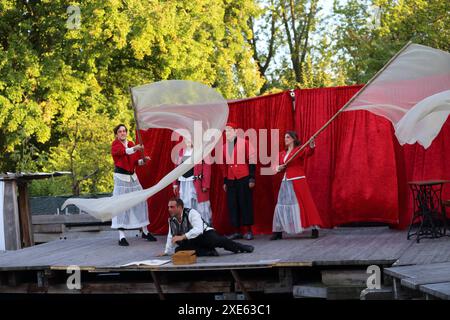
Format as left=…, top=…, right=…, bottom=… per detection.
left=402, top=274, right=450, bottom=290
left=32, top=214, right=103, bottom=225
left=0, top=234, right=120, bottom=269
left=327, top=286, right=365, bottom=300
left=65, top=225, right=112, bottom=232
left=33, top=224, right=64, bottom=233
left=233, top=280, right=292, bottom=294
left=321, top=269, right=369, bottom=286
left=2, top=181, right=21, bottom=250
left=394, top=236, right=450, bottom=266
left=385, top=262, right=450, bottom=279
left=420, top=282, right=450, bottom=300
left=360, top=287, right=394, bottom=300
left=0, top=228, right=419, bottom=272
left=34, top=231, right=113, bottom=244
left=283, top=227, right=411, bottom=266
left=17, top=181, right=34, bottom=247
left=0, top=281, right=232, bottom=294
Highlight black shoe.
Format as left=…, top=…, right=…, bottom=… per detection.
left=311, top=229, right=319, bottom=239
left=209, top=249, right=220, bottom=256
left=197, top=248, right=219, bottom=257
left=142, top=232, right=157, bottom=242
left=228, top=233, right=243, bottom=240
left=239, top=244, right=254, bottom=253
left=118, top=238, right=129, bottom=246
left=270, top=232, right=282, bottom=240
left=244, top=231, right=254, bottom=240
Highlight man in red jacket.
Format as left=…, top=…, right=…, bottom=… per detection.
left=222, top=122, right=256, bottom=240
left=111, top=124, right=155, bottom=246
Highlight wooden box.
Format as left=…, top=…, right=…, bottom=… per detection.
left=172, top=250, right=197, bottom=265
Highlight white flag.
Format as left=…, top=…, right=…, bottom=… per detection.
left=345, top=44, right=450, bottom=148
left=62, top=80, right=228, bottom=221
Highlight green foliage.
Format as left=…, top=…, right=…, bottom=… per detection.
left=332, top=0, right=450, bottom=84
left=0, top=0, right=263, bottom=195
left=1, top=0, right=448, bottom=196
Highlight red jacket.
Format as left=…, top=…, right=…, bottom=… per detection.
left=173, top=148, right=212, bottom=203
left=279, top=145, right=314, bottom=179
left=111, top=139, right=141, bottom=173
left=221, top=137, right=256, bottom=180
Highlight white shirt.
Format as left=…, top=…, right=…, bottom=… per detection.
left=164, top=208, right=213, bottom=255
left=177, top=148, right=195, bottom=182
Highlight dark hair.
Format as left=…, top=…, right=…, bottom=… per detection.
left=285, top=131, right=301, bottom=149
left=168, top=197, right=184, bottom=208
left=114, top=124, right=127, bottom=135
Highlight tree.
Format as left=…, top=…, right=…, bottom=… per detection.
left=248, top=0, right=328, bottom=93
left=332, top=0, right=450, bottom=84
left=0, top=0, right=264, bottom=196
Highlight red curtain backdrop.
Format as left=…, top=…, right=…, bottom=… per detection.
left=137, top=85, right=450, bottom=235
left=295, top=86, right=400, bottom=228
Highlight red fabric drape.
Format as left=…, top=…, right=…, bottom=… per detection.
left=295, top=86, right=399, bottom=227
left=135, top=129, right=178, bottom=235
left=137, top=85, right=450, bottom=234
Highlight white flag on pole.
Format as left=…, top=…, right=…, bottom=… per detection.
left=345, top=44, right=450, bottom=148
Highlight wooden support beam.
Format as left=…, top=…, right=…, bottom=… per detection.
left=37, top=271, right=49, bottom=288
left=0, top=281, right=232, bottom=294
left=151, top=271, right=165, bottom=300
left=2, top=181, right=21, bottom=250
left=322, top=269, right=368, bottom=287
left=231, top=269, right=252, bottom=300
left=17, top=181, right=34, bottom=247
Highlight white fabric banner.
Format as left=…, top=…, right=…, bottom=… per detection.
left=345, top=43, right=450, bottom=148
left=62, top=80, right=228, bottom=221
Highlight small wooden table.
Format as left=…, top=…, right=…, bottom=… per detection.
left=407, top=180, right=449, bottom=243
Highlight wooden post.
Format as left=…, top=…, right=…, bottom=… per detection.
left=151, top=271, right=165, bottom=300
left=2, top=180, right=21, bottom=250
left=393, top=278, right=399, bottom=300
left=129, top=87, right=145, bottom=159
left=231, top=269, right=252, bottom=300
left=17, top=180, right=34, bottom=247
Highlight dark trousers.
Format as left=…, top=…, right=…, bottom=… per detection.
left=175, top=230, right=242, bottom=256
left=226, top=176, right=254, bottom=227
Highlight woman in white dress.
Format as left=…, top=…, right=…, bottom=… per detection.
left=271, top=131, right=323, bottom=240
left=173, top=140, right=213, bottom=226
left=111, top=124, right=156, bottom=246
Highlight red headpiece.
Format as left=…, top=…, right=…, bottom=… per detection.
left=225, top=122, right=238, bottom=129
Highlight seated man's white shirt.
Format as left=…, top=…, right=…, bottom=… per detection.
left=164, top=208, right=213, bottom=255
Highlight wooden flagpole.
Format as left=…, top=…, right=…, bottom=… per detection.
left=283, top=41, right=413, bottom=166
left=129, top=87, right=145, bottom=159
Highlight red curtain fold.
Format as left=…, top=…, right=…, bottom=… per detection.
left=135, top=129, right=178, bottom=235
left=295, top=86, right=399, bottom=227
left=137, top=85, right=450, bottom=235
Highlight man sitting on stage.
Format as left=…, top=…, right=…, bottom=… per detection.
left=161, top=198, right=254, bottom=256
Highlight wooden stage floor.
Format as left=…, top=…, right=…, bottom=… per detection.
left=1, top=227, right=450, bottom=298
